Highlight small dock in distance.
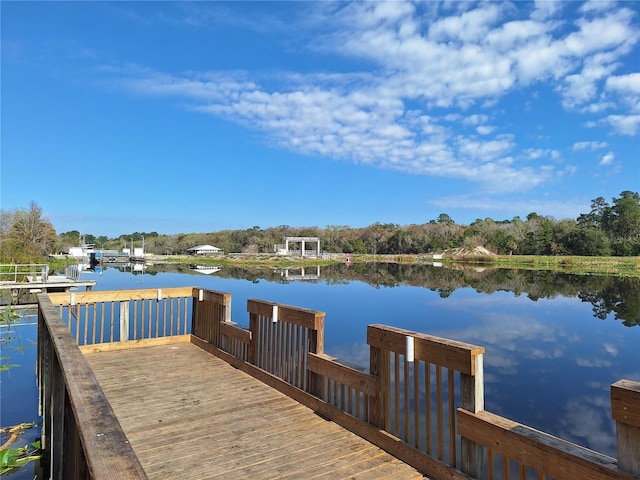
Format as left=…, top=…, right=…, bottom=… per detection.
left=0, top=263, right=95, bottom=303
left=37, top=287, right=640, bottom=480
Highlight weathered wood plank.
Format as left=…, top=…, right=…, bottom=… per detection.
left=84, top=342, right=424, bottom=480
left=37, top=293, right=148, bottom=479
left=79, top=334, right=190, bottom=353
left=247, top=298, right=325, bottom=330
left=457, top=408, right=636, bottom=480
left=612, top=379, right=640, bottom=428
left=48, top=286, right=194, bottom=305
left=219, top=321, right=251, bottom=343
left=193, top=337, right=470, bottom=480
left=308, top=352, right=378, bottom=397
left=367, top=324, right=484, bottom=375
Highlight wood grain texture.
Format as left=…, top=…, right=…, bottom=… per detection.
left=457, top=409, right=636, bottom=480
left=84, top=342, right=425, bottom=480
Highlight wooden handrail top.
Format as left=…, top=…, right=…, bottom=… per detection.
left=458, top=408, right=636, bottom=480
left=193, top=287, right=231, bottom=305
left=247, top=298, right=325, bottom=330
left=367, top=324, right=484, bottom=375
left=38, top=294, right=148, bottom=479
left=47, top=286, right=196, bottom=305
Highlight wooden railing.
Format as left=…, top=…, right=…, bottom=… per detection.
left=47, top=287, right=194, bottom=346
left=38, top=287, right=640, bottom=480
left=188, top=290, right=640, bottom=480
left=37, top=293, right=147, bottom=480
left=191, top=295, right=485, bottom=479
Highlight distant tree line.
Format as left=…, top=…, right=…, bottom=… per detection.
left=1, top=191, right=638, bottom=263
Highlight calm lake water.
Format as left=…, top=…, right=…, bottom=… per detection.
left=2, top=262, right=639, bottom=477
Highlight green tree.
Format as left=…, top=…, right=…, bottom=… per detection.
left=1, top=202, right=56, bottom=262
left=607, top=191, right=640, bottom=255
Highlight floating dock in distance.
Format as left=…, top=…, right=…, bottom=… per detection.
left=0, top=276, right=96, bottom=304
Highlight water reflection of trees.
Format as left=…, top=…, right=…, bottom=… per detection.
left=145, top=263, right=639, bottom=327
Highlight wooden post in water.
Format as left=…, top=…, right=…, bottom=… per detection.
left=120, top=301, right=130, bottom=342
left=611, top=379, right=640, bottom=475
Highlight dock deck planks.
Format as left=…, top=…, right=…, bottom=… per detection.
left=84, top=341, right=425, bottom=479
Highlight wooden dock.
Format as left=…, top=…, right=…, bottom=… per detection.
left=37, top=287, right=640, bottom=480
left=84, top=340, right=423, bottom=479
left=1, top=263, right=95, bottom=304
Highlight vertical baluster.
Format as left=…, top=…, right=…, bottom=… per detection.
left=169, top=297, right=174, bottom=336
left=414, top=359, right=421, bottom=450
left=141, top=299, right=146, bottom=339
left=437, top=365, right=444, bottom=461
left=277, top=318, right=284, bottom=379
left=109, top=301, right=115, bottom=342
left=404, top=353, right=410, bottom=442
left=448, top=368, right=456, bottom=466
left=182, top=297, right=188, bottom=334
left=99, top=303, right=104, bottom=344
left=83, top=303, right=89, bottom=346
left=394, top=351, right=400, bottom=436
left=487, top=449, right=494, bottom=480
left=75, top=304, right=80, bottom=344
left=296, top=325, right=303, bottom=388
left=519, top=464, right=526, bottom=480
left=426, top=362, right=432, bottom=455
left=91, top=304, right=97, bottom=344
left=155, top=296, right=159, bottom=339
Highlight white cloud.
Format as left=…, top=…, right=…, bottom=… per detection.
left=104, top=1, right=639, bottom=193
left=476, top=125, right=495, bottom=135
left=572, top=141, right=608, bottom=151
left=531, top=0, right=564, bottom=21
left=602, top=342, right=618, bottom=356
left=425, top=194, right=589, bottom=220
left=599, top=151, right=615, bottom=166
left=579, top=0, right=617, bottom=14
left=606, top=72, right=640, bottom=94
left=602, top=114, right=640, bottom=135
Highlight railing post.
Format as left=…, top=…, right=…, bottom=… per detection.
left=248, top=312, right=258, bottom=365
left=37, top=308, right=52, bottom=469
left=461, top=352, right=485, bottom=478
left=120, top=301, right=130, bottom=342
left=369, top=344, right=389, bottom=430
left=307, top=317, right=324, bottom=396
left=611, top=379, right=640, bottom=475
left=51, top=353, right=66, bottom=479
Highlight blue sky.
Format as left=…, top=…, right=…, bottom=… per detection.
left=2, top=1, right=639, bottom=238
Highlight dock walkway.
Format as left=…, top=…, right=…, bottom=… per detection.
left=84, top=341, right=424, bottom=480
left=39, top=287, right=640, bottom=480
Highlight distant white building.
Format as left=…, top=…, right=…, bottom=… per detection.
left=68, top=244, right=95, bottom=257
left=274, top=237, right=320, bottom=257
left=186, top=245, right=222, bottom=255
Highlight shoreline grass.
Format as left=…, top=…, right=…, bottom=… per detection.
left=46, top=253, right=640, bottom=277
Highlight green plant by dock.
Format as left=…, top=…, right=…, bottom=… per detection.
left=0, top=423, right=41, bottom=476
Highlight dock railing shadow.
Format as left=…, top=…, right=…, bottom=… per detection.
left=39, top=287, right=640, bottom=480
